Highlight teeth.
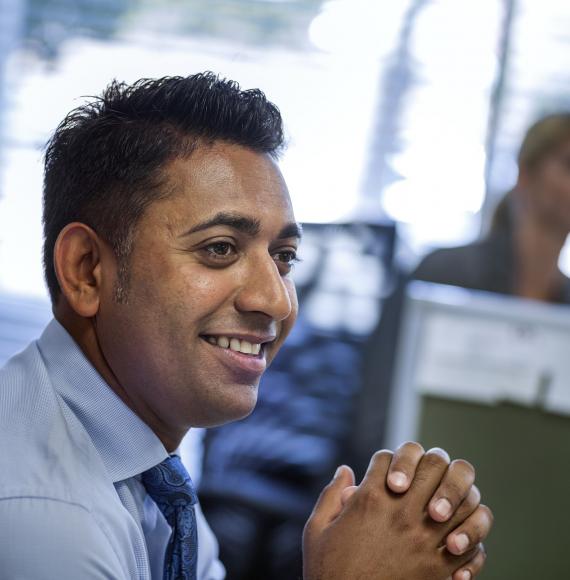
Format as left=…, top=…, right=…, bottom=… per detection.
left=205, top=335, right=263, bottom=355
left=240, top=340, right=253, bottom=354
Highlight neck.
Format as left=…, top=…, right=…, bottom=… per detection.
left=512, top=203, right=567, bottom=301
left=54, top=302, right=185, bottom=452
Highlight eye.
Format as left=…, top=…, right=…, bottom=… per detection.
left=204, top=241, right=236, bottom=259
left=273, top=249, right=301, bottom=272
left=275, top=250, right=297, bottom=263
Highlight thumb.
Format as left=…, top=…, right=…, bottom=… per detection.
left=341, top=485, right=358, bottom=506
left=310, top=465, right=355, bottom=527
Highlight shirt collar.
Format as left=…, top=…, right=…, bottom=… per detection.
left=37, top=319, right=169, bottom=483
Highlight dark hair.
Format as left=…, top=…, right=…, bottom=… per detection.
left=43, top=72, right=285, bottom=303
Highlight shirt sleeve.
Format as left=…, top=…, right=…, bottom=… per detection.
left=0, top=497, right=129, bottom=579
left=195, top=502, right=226, bottom=580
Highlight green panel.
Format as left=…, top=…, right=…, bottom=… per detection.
left=418, top=396, right=570, bottom=580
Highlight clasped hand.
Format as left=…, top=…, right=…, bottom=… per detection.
left=303, top=442, right=493, bottom=580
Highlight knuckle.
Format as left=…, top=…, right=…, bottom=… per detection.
left=302, top=515, right=318, bottom=540
left=440, top=479, right=466, bottom=502
left=468, top=546, right=487, bottom=575
left=359, top=484, right=382, bottom=506
left=428, top=447, right=451, bottom=461
left=480, top=504, right=494, bottom=525
left=467, top=544, right=481, bottom=557
left=397, top=440, right=425, bottom=456
left=423, top=448, right=450, bottom=469
left=470, top=485, right=482, bottom=504
left=459, top=487, right=481, bottom=515
left=364, top=449, right=393, bottom=478
left=451, top=458, right=476, bottom=480
left=372, top=449, right=393, bottom=463
left=467, top=519, right=483, bottom=540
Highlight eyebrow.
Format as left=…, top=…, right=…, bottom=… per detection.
left=278, top=221, right=303, bottom=240
left=182, top=211, right=303, bottom=240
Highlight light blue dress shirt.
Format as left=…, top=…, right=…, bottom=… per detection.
left=0, top=319, right=225, bottom=579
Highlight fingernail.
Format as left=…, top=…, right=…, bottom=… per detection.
left=455, top=533, right=470, bottom=553
left=389, top=471, right=408, bottom=489
left=433, top=498, right=452, bottom=519
left=334, top=466, right=344, bottom=478
left=459, top=571, right=471, bottom=580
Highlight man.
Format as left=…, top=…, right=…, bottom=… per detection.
left=0, top=73, right=492, bottom=579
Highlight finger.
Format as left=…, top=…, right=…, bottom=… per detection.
left=406, top=447, right=450, bottom=511
left=446, top=505, right=494, bottom=556
left=442, top=485, right=481, bottom=537
left=438, top=544, right=481, bottom=578
left=428, top=459, right=476, bottom=522
left=360, top=449, right=393, bottom=490
left=451, top=544, right=487, bottom=580
left=341, top=485, right=358, bottom=506
left=386, top=441, right=425, bottom=493
left=306, top=465, right=355, bottom=532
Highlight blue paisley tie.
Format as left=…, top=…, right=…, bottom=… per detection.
left=142, top=455, right=199, bottom=580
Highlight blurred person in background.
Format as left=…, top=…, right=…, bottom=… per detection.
left=352, top=112, right=570, bottom=480
left=415, top=112, right=570, bottom=302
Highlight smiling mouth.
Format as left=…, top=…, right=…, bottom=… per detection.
left=200, top=335, right=266, bottom=357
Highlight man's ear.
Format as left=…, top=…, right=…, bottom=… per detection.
left=53, top=222, right=107, bottom=318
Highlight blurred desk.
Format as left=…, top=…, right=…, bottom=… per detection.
left=386, top=282, right=570, bottom=580
left=420, top=397, right=570, bottom=580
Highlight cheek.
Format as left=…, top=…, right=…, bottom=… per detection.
left=125, top=264, right=228, bottom=349
left=558, top=180, right=570, bottom=205
left=541, top=167, right=570, bottom=203
left=530, top=181, right=558, bottom=218
left=137, top=257, right=224, bottom=307
left=545, top=183, right=570, bottom=223
left=173, top=266, right=241, bottom=319
left=179, top=264, right=218, bottom=293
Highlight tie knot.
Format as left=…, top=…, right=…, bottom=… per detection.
left=141, top=455, right=198, bottom=509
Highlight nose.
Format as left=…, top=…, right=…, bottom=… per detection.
left=235, top=254, right=293, bottom=321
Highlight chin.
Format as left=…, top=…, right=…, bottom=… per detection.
left=227, top=387, right=259, bottom=420
left=195, top=385, right=259, bottom=428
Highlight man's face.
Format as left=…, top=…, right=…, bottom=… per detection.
left=95, top=143, right=299, bottom=432
left=525, top=138, right=570, bottom=231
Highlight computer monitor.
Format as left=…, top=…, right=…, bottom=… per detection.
left=386, top=281, right=570, bottom=580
